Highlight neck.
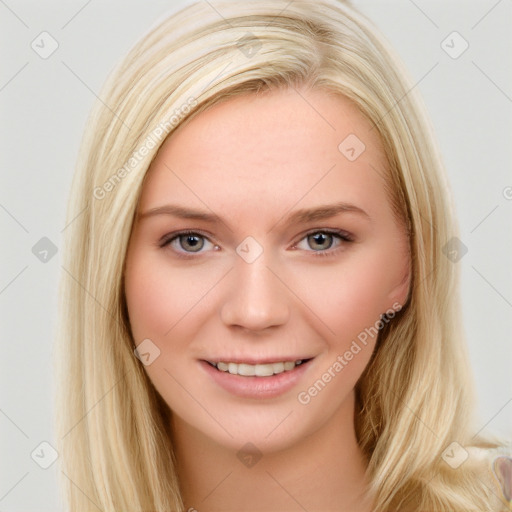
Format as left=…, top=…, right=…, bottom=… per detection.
left=172, top=394, right=373, bottom=512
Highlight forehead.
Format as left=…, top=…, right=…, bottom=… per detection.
left=138, top=87, right=390, bottom=222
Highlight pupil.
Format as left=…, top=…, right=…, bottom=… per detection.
left=309, top=232, right=332, bottom=250
left=181, top=234, right=203, bottom=252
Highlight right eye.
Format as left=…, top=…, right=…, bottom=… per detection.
left=160, top=230, right=217, bottom=255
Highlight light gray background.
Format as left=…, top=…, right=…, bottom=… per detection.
left=1, top=1, right=511, bottom=510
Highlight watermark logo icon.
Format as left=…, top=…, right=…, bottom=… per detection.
left=441, top=442, right=469, bottom=469
left=31, top=31, right=59, bottom=59
left=237, top=442, right=262, bottom=468
left=134, top=338, right=161, bottom=366
left=236, top=236, right=263, bottom=264
left=442, top=236, right=468, bottom=263
left=31, top=441, right=59, bottom=469
left=338, top=134, right=366, bottom=162
left=236, top=33, right=262, bottom=59
left=32, top=237, right=58, bottom=263
left=441, top=31, right=469, bottom=59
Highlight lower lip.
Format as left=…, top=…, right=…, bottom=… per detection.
left=199, top=360, right=313, bottom=399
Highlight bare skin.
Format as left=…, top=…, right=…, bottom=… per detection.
left=124, top=86, right=411, bottom=511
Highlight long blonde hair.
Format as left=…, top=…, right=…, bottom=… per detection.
left=55, top=1, right=505, bottom=510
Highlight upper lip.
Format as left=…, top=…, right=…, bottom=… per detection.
left=203, top=356, right=314, bottom=365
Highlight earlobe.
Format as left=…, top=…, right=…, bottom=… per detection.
left=386, top=262, right=412, bottom=311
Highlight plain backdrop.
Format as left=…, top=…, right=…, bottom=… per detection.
left=1, top=1, right=511, bottom=510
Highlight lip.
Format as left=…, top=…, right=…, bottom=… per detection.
left=199, top=358, right=314, bottom=399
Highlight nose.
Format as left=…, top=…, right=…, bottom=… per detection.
left=220, top=253, right=290, bottom=332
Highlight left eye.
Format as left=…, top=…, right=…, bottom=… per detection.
left=295, top=231, right=349, bottom=252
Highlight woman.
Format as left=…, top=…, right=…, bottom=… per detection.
left=56, top=1, right=511, bottom=510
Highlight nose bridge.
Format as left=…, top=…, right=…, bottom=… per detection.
left=220, top=248, right=290, bottom=330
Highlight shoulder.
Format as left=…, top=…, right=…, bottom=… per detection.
left=466, top=443, right=512, bottom=511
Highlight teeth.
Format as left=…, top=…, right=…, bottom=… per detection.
left=238, top=363, right=256, bottom=376
left=255, top=364, right=274, bottom=377
left=272, top=362, right=284, bottom=373
left=212, top=360, right=305, bottom=377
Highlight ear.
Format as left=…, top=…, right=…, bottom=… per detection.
left=386, top=257, right=411, bottom=311
left=492, top=456, right=512, bottom=503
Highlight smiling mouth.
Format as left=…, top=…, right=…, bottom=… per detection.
left=205, top=359, right=312, bottom=377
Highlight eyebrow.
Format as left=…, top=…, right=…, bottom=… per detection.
left=137, top=201, right=371, bottom=226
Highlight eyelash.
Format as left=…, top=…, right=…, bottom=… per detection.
left=159, top=229, right=354, bottom=259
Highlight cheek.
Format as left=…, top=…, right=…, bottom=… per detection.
left=292, top=241, right=407, bottom=387
left=124, top=247, right=216, bottom=343
left=292, top=257, right=396, bottom=410
left=125, top=263, right=173, bottom=343
left=124, top=248, right=208, bottom=404
left=300, top=255, right=398, bottom=339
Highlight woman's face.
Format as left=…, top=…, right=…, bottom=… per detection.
left=124, top=87, right=410, bottom=453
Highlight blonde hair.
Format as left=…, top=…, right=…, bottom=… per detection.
left=55, top=1, right=506, bottom=510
